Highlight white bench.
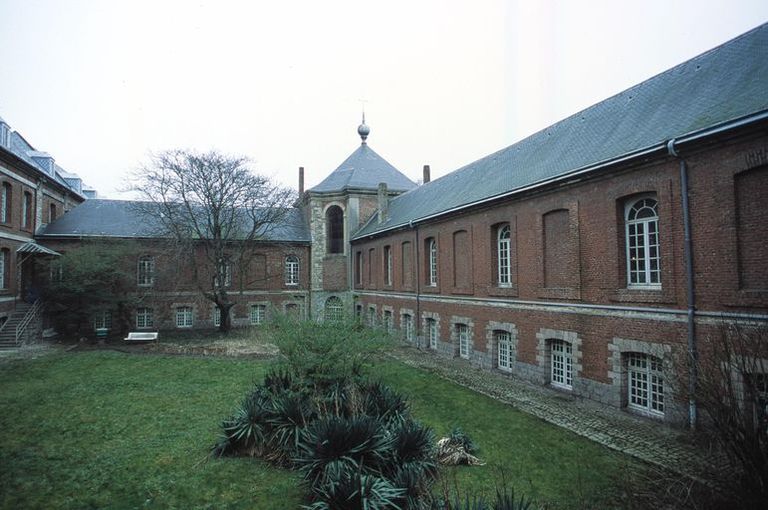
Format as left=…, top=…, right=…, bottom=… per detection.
left=124, top=332, right=159, bottom=343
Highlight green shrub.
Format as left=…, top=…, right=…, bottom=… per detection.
left=305, top=473, right=405, bottom=510
left=448, top=426, right=478, bottom=455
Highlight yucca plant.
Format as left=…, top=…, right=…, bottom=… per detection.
left=266, top=390, right=315, bottom=465
left=213, top=387, right=275, bottom=457
left=448, top=426, right=478, bottom=455
left=296, top=415, right=394, bottom=489
left=305, top=472, right=405, bottom=510
left=359, top=380, right=411, bottom=424
left=263, top=367, right=295, bottom=395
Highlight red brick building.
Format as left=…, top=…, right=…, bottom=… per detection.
left=349, top=25, right=768, bottom=425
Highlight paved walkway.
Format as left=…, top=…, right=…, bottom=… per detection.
left=388, top=345, right=730, bottom=489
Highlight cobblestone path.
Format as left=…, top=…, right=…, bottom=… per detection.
left=388, top=345, right=731, bottom=489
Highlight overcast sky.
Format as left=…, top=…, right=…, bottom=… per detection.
left=1, top=0, right=767, bottom=198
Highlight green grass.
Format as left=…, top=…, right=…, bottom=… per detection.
left=0, top=350, right=640, bottom=509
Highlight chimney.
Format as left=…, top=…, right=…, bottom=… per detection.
left=298, top=166, right=304, bottom=194
left=423, top=164, right=431, bottom=184
left=377, top=182, right=388, bottom=223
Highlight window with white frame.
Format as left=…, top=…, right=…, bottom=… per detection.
left=324, top=296, right=344, bottom=322
left=496, top=330, right=512, bottom=371
left=285, top=255, right=299, bottom=286
left=550, top=339, right=573, bottom=389
left=0, top=249, right=6, bottom=289
left=0, top=182, right=9, bottom=223
left=136, top=307, right=154, bottom=329
left=213, top=306, right=222, bottom=327
left=627, top=352, right=664, bottom=415
left=457, top=324, right=469, bottom=359
left=403, top=314, right=413, bottom=341
left=137, top=256, right=155, bottom=286
left=497, top=224, right=511, bottom=286
left=250, top=304, right=266, bottom=325
left=93, top=310, right=112, bottom=330
left=216, top=259, right=232, bottom=288
left=22, top=191, right=32, bottom=229
left=626, top=197, right=660, bottom=288
left=368, top=306, right=376, bottom=327
left=427, top=318, right=438, bottom=349
left=176, top=306, right=193, bottom=328
left=383, top=310, right=393, bottom=332
left=427, top=238, right=437, bottom=286
left=384, top=245, right=392, bottom=286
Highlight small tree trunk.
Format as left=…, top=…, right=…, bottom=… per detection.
left=218, top=301, right=235, bottom=333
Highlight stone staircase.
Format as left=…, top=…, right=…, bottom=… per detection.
left=0, top=302, right=35, bottom=350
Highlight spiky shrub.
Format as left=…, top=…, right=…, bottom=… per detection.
left=448, top=426, right=478, bottom=455
left=358, top=380, right=411, bottom=424
left=387, top=420, right=438, bottom=509
left=213, top=387, right=275, bottom=457
left=296, top=415, right=394, bottom=490
left=266, top=390, right=315, bottom=465
left=305, top=473, right=405, bottom=510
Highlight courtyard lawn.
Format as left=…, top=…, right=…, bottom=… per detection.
left=0, top=350, right=640, bottom=509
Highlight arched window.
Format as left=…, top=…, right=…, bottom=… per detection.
left=326, top=205, right=344, bottom=254
left=137, top=256, right=155, bottom=286
left=1, top=183, right=11, bottom=223
left=626, top=197, right=660, bottom=287
left=324, top=296, right=343, bottom=322
left=285, top=255, right=299, bottom=285
left=497, top=224, right=511, bottom=286
left=427, top=238, right=437, bottom=286
left=626, top=352, right=664, bottom=415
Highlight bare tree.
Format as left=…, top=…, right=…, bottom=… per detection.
left=129, top=150, right=295, bottom=332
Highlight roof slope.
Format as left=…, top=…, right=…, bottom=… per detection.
left=355, top=23, right=768, bottom=239
left=37, top=199, right=311, bottom=242
left=311, top=144, right=417, bottom=193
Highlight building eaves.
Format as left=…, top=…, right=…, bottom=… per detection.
left=310, top=144, right=416, bottom=194
left=353, top=23, right=768, bottom=240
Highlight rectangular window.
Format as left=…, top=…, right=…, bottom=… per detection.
left=627, top=353, right=664, bottom=415
left=250, top=304, right=266, bottom=325
left=285, top=256, right=299, bottom=286
left=0, top=250, right=5, bottom=289
left=22, top=192, right=32, bottom=228
left=427, top=319, right=438, bottom=349
left=213, top=307, right=222, bottom=327
left=355, top=251, right=362, bottom=286
left=457, top=324, right=469, bottom=359
left=136, top=307, right=154, bottom=328
left=176, top=306, right=193, bottom=328
left=383, top=310, right=392, bottom=332
left=428, top=239, right=437, bottom=286
left=403, top=314, right=413, bottom=341
left=368, top=306, right=376, bottom=327
left=551, top=339, right=573, bottom=389
left=93, top=310, right=112, bottom=330
left=137, top=256, right=155, bottom=286
left=384, top=245, right=392, bottom=286
left=496, top=330, right=512, bottom=371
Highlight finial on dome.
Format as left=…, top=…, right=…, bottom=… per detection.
left=357, top=111, right=370, bottom=144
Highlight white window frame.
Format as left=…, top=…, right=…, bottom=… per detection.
left=216, top=259, right=232, bottom=288
left=383, top=310, right=393, bottom=332
left=0, top=250, right=5, bottom=289
left=0, top=183, right=8, bottom=223
left=457, top=324, right=469, bottom=359
left=93, top=310, right=112, bottom=331
left=285, top=255, right=299, bottom=286
left=550, top=339, right=573, bottom=389
left=136, top=307, right=154, bottom=329
left=250, top=304, right=266, bottom=325
left=21, top=191, right=30, bottom=228
left=176, top=306, right=193, bottom=328
left=627, top=352, right=665, bottom=416
left=428, top=238, right=437, bottom=286
left=368, top=306, right=376, bottom=327
left=497, top=224, right=511, bottom=286
left=137, top=256, right=155, bottom=287
left=403, top=314, right=413, bottom=341
left=324, top=297, right=344, bottom=322
left=625, top=196, right=661, bottom=289
left=496, top=330, right=512, bottom=371
left=384, top=245, right=392, bottom=286
left=213, top=306, right=222, bottom=327
left=428, top=318, right=438, bottom=349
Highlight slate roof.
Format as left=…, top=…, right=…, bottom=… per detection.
left=310, top=143, right=417, bottom=193
left=37, top=199, right=311, bottom=243
left=354, top=23, right=768, bottom=239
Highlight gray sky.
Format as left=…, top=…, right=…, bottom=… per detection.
left=1, top=0, right=767, bottom=198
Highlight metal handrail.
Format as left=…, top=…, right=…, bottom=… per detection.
left=16, top=299, right=41, bottom=344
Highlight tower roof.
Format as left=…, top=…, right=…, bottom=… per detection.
left=310, top=143, right=417, bottom=194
